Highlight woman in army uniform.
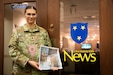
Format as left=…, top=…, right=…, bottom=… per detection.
left=8, top=5, right=58, bottom=75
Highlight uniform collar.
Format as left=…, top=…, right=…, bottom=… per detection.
left=23, top=24, right=40, bottom=32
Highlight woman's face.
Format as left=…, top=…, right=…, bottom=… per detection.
left=24, top=9, right=37, bottom=24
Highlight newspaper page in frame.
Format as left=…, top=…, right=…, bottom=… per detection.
left=39, top=46, right=63, bottom=70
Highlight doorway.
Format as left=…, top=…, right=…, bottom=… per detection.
left=4, top=2, right=36, bottom=75
left=60, top=0, right=100, bottom=75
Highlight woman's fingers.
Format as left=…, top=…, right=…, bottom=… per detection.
left=51, top=67, right=59, bottom=71
left=28, top=60, right=41, bottom=70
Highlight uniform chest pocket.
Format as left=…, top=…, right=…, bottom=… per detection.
left=17, top=34, right=25, bottom=46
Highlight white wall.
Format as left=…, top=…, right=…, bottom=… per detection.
left=13, top=8, right=26, bottom=27
left=4, top=4, right=13, bottom=75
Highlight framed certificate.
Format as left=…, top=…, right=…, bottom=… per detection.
left=39, top=46, right=63, bottom=70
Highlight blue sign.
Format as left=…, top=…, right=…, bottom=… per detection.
left=70, top=22, right=88, bottom=44
left=11, top=4, right=28, bottom=9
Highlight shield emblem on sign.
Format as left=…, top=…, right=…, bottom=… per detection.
left=70, top=22, right=88, bottom=44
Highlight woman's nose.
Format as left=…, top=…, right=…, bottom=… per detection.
left=30, top=15, right=33, bottom=17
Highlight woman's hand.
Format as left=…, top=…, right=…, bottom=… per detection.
left=51, top=67, right=59, bottom=71
left=28, top=60, right=59, bottom=71
left=28, top=60, right=41, bottom=70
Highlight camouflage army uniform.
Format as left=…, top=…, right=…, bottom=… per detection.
left=8, top=24, right=51, bottom=75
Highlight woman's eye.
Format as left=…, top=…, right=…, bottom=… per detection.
left=27, top=13, right=36, bottom=16
left=32, top=14, right=36, bottom=16
left=27, top=13, right=31, bottom=16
